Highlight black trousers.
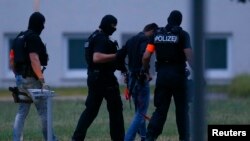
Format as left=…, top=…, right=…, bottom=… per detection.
left=146, top=66, right=190, bottom=141
left=72, top=73, right=125, bottom=141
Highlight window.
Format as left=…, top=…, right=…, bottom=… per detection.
left=205, top=34, right=232, bottom=79
left=64, top=33, right=90, bottom=78
left=3, top=33, right=18, bottom=79
left=68, top=39, right=87, bottom=69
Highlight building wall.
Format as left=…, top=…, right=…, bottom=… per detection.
left=0, top=0, right=250, bottom=88
left=205, top=0, right=250, bottom=83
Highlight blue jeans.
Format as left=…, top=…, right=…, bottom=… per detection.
left=13, top=75, right=57, bottom=141
left=125, top=74, right=150, bottom=141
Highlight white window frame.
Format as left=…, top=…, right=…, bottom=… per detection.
left=63, top=33, right=90, bottom=79
left=205, top=34, right=232, bottom=79
left=3, top=32, right=18, bottom=79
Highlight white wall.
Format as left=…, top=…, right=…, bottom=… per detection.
left=206, top=0, right=250, bottom=75
left=1, top=0, right=250, bottom=87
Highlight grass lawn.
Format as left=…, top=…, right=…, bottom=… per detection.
left=1, top=85, right=250, bottom=140
left=1, top=90, right=250, bottom=141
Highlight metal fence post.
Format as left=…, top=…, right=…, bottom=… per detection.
left=191, top=0, right=206, bottom=141
left=47, top=92, right=53, bottom=141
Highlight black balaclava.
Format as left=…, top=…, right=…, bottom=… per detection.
left=167, top=10, right=182, bottom=26
left=99, top=15, right=117, bottom=35
left=165, top=10, right=183, bottom=32
left=28, top=12, right=45, bottom=35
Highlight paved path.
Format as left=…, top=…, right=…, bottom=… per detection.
left=0, top=93, right=228, bottom=102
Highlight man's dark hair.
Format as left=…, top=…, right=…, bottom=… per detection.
left=143, top=23, right=158, bottom=32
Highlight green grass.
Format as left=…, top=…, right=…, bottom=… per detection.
left=0, top=98, right=178, bottom=141
left=206, top=98, right=250, bottom=124
left=1, top=95, right=250, bottom=141
left=53, top=87, right=88, bottom=96
left=0, top=88, right=11, bottom=97
left=228, top=74, right=250, bottom=97
left=206, top=84, right=229, bottom=93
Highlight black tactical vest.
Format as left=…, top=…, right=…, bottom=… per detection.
left=154, top=27, right=186, bottom=64
left=85, top=30, right=98, bottom=70
left=85, top=30, right=118, bottom=73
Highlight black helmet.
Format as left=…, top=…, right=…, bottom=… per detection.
left=99, top=14, right=117, bottom=35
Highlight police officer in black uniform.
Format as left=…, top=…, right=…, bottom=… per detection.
left=72, top=14, right=126, bottom=141
left=10, top=12, right=58, bottom=141
left=142, top=10, right=193, bottom=141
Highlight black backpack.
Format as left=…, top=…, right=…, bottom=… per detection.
left=11, top=30, right=34, bottom=75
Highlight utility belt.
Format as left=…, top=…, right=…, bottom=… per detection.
left=156, top=60, right=185, bottom=65
left=88, top=69, right=117, bottom=86
left=156, top=61, right=185, bottom=67
left=88, top=69, right=115, bottom=76
left=155, top=61, right=186, bottom=72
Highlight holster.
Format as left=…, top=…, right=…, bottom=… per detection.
left=8, top=87, right=33, bottom=103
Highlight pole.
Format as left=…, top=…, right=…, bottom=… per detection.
left=27, top=89, right=54, bottom=141
left=34, top=0, right=40, bottom=12
left=191, top=0, right=206, bottom=141
left=47, top=92, right=53, bottom=141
